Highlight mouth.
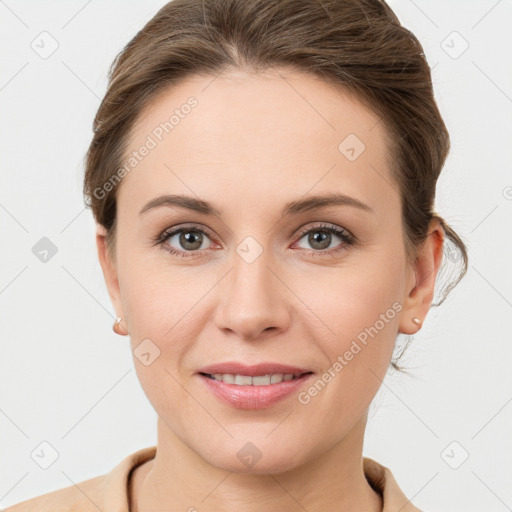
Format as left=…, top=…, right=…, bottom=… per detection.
left=197, top=369, right=315, bottom=410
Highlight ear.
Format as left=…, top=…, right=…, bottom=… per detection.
left=96, top=224, right=124, bottom=320
left=399, top=218, right=445, bottom=335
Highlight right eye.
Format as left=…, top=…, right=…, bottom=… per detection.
left=157, top=224, right=216, bottom=258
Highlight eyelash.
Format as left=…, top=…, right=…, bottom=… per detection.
left=155, top=222, right=356, bottom=259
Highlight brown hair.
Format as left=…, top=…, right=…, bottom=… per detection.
left=83, top=0, right=468, bottom=371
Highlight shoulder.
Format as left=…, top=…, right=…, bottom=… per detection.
left=3, top=446, right=157, bottom=512
left=2, top=474, right=107, bottom=512
left=363, top=456, right=424, bottom=512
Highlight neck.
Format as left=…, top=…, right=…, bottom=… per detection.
left=130, top=414, right=382, bottom=512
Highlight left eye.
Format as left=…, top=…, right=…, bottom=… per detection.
left=294, top=224, right=354, bottom=252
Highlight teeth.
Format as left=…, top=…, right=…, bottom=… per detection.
left=209, top=373, right=298, bottom=385
left=235, top=374, right=252, bottom=385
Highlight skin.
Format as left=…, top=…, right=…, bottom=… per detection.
left=96, top=66, right=444, bottom=512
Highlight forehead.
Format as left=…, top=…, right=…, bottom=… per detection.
left=118, top=67, right=397, bottom=215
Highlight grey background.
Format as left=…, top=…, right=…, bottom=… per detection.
left=1, top=1, right=511, bottom=510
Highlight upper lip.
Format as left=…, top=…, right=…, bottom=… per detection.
left=197, top=362, right=313, bottom=377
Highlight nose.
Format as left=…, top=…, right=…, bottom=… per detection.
left=213, top=249, right=291, bottom=341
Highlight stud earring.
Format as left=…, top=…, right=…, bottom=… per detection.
left=113, top=317, right=129, bottom=336
left=412, top=317, right=422, bottom=327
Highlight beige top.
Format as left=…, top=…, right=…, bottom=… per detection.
left=4, top=445, right=422, bottom=511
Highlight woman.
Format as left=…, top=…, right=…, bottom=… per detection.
left=5, top=0, right=468, bottom=510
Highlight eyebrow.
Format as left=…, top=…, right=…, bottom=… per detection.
left=139, top=192, right=374, bottom=217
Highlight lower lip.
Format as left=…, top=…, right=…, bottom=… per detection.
left=198, top=373, right=314, bottom=410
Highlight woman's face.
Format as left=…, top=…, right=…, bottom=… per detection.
left=97, top=67, right=440, bottom=473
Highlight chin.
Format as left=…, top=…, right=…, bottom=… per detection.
left=199, top=437, right=308, bottom=475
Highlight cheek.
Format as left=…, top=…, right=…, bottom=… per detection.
left=119, top=249, right=210, bottom=338
left=301, top=260, right=402, bottom=382
left=299, top=274, right=400, bottom=430
left=306, top=258, right=401, bottom=329
left=120, top=268, right=218, bottom=415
